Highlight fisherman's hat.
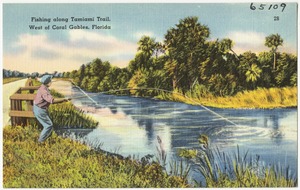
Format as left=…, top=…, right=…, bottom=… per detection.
left=40, top=75, right=53, bottom=85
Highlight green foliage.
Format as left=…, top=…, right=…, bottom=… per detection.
left=265, top=33, right=283, bottom=52
left=48, top=102, right=99, bottom=129
left=178, top=149, right=197, bottom=159
left=265, top=33, right=284, bottom=69
left=50, top=89, right=65, bottom=98
left=3, top=126, right=190, bottom=188
left=178, top=135, right=297, bottom=188
left=164, top=16, right=210, bottom=92
left=65, top=16, right=296, bottom=108
left=245, top=64, right=262, bottom=83
left=137, top=35, right=156, bottom=61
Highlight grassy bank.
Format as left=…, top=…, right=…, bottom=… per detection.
left=4, top=125, right=296, bottom=188
left=157, top=87, right=297, bottom=109
left=3, top=125, right=189, bottom=188
left=3, top=77, right=24, bottom=84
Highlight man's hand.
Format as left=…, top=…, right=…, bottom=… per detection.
left=64, top=98, right=71, bottom=102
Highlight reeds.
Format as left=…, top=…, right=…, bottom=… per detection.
left=178, top=135, right=297, bottom=187
left=49, top=102, right=98, bottom=129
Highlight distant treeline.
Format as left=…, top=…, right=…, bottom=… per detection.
left=63, top=16, right=296, bottom=97
left=3, top=69, right=64, bottom=78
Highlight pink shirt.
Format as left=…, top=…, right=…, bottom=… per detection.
left=34, top=84, right=54, bottom=109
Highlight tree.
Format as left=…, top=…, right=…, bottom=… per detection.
left=258, top=52, right=274, bottom=87
left=164, top=16, right=210, bottom=92
left=265, top=34, right=283, bottom=70
left=239, top=51, right=262, bottom=89
left=87, top=76, right=100, bottom=92
left=245, top=64, right=262, bottom=84
left=137, top=36, right=156, bottom=59
left=274, top=53, right=297, bottom=87
left=218, top=38, right=239, bottom=60
left=128, top=69, right=148, bottom=96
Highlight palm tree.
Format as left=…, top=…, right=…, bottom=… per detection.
left=265, top=34, right=283, bottom=70
left=220, top=38, right=239, bottom=60
left=164, top=16, right=210, bottom=91
left=137, top=35, right=156, bottom=59
left=245, top=64, right=262, bottom=89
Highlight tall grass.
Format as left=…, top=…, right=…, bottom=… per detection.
left=157, top=87, right=297, bottom=109
left=155, top=135, right=192, bottom=182
left=178, top=136, right=297, bottom=187
left=48, top=102, right=98, bottom=129
left=3, top=125, right=190, bottom=188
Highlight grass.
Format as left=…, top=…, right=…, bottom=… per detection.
left=157, top=87, right=297, bottom=109
left=178, top=136, right=297, bottom=188
left=3, top=77, right=25, bottom=84
left=49, top=102, right=99, bottom=128
left=4, top=127, right=297, bottom=188
left=3, top=125, right=190, bottom=188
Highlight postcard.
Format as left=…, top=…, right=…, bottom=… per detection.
left=2, top=2, right=298, bottom=188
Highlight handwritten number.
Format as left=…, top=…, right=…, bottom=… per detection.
left=250, top=3, right=256, bottom=10
left=269, top=4, right=272, bottom=10
left=259, top=4, right=266, bottom=10
left=281, top=3, right=286, bottom=12
left=251, top=3, right=287, bottom=12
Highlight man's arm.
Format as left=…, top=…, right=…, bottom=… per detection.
left=52, top=98, right=71, bottom=104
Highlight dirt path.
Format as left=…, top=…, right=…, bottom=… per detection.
left=2, top=78, right=28, bottom=126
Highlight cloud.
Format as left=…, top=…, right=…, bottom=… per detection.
left=226, top=31, right=268, bottom=54
left=4, top=30, right=137, bottom=73
left=32, top=49, right=61, bottom=60
left=133, top=31, right=164, bottom=44
left=134, top=31, right=154, bottom=40
left=225, top=31, right=296, bottom=55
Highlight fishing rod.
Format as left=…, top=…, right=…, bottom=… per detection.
left=68, top=83, right=238, bottom=126
left=72, top=83, right=100, bottom=106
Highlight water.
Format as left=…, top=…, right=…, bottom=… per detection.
left=62, top=85, right=298, bottom=182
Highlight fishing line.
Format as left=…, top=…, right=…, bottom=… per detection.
left=67, top=80, right=238, bottom=126
left=72, top=83, right=100, bottom=106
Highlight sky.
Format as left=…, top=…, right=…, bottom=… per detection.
left=2, top=3, right=298, bottom=74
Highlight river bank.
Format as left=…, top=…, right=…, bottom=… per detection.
left=156, top=86, right=297, bottom=109
left=53, top=79, right=297, bottom=109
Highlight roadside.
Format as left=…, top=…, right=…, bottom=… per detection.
left=2, top=78, right=28, bottom=126
left=3, top=77, right=25, bottom=84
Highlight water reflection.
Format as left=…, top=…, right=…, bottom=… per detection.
left=108, top=106, right=118, bottom=114
left=67, top=88, right=297, bottom=177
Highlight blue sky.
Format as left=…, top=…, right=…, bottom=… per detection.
left=3, top=3, right=298, bottom=73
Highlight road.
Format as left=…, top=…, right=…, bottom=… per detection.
left=2, top=79, right=27, bottom=126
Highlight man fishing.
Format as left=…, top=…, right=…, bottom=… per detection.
left=33, top=75, right=70, bottom=143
